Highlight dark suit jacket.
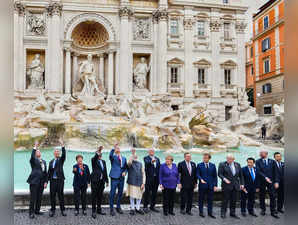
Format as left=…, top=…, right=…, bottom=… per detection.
left=197, top=162, right=218, bottom=190
left=144, top=155, right=160, bottom=185
left=48, top=146, right=66, bottom=182
left=242, top=166, right=260, bottom=191
left=90, top=152, right=108, bottom=184
left=27, top=148, right=48, bottom=185
left=274, top=161, right=284, bottom=183
left=72, top=164, right=90, bottom=188
left=218, top=161, right=243, bottom=191
left=256, top=158, right=279, bottom=184
left=178, top=161, right=197, bottom=189
left=109, top=149, right=128, bottom=179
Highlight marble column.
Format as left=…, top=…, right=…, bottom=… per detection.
left=152, top=15, right=159, bottom=94
left=108, top=51, right=114, bottom=95
left=183, top=11, right=195, bottom=98
left=47, top=2, right=63, bottom=93
left=64, top=48, right=71, bottom=94
left=72, top=53, right=78, bottom=88
left=115, top=50, right=120, bottom=94
left=156, top=9, right=168, bottom=94
left=98, top=54, right=104, bottom=88
left=235, top=21, right=247, bottom=88
left=210, top=10, right=221, bottom=98
left=119, top=5, right=133, bottom=95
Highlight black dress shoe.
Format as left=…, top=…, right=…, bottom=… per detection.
left=74, top=210, right=79, bottom=216
left=82, top=210, right=87, bottom=216
left=278, top=209, right=284, bottom=214
left=180, top=209, right=186, bottom=215
left=35, top=211, right=44, bottom=215
left=249, top=212, right=258, bottom=217
left=208, top=214, right=216, bottom=219
left=186, top=211, right=193, bottom=216
left=260, top=210, right=266, bottom=216
left=49, top=211, right=55, bottom=217
left=163, top=212, right=168, bottom=216
left=29, top=214, right=35, bottom=219
left=136, top=209, right=145, bottom=215
left=97, top=210, right=106, bottom=215
left=150, top=207, right=159, bottom=213
left=110, top=210, right=115, bottom=216
left=116, top=208, right=123, bottom=214
left=199, top=212, right=205, bottom=218
left=169, top=212, right=175, bottom=216
left=241, top=212, right=247, bottom=217
left=221, top=214, right=226, bottom=219
left=271, top=213, right=280, bottom=219
left=61, top=211, right=67, bottom=217
left=230, top=214, right=241, bottom=219
left=129, top=210, right=135, bottom=215
left=92, top=213, right=96, bottom=219
left=143, top=208, right=149, bottom=213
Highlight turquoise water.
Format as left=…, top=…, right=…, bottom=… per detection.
left=14, top=146, right=282, bottom=191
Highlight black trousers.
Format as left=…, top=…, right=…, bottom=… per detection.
left=74, top=185, right=87, bottom=211
left=29, top=182, right=44, bottom=215
left=221, top=188, right=238, bottom=215
left=180, top=187, right=194, bottom=212
left=240, top=190, right=256, bottom=213
left=143, top=177, right=159, bottom=209
left=50, top=179, right=65, bottom=212
left=91, top=180, right=105, bottom=213
left=162, top=188, right=175, bottom=214
left=277, top=180, right=284, bottom=211
left=259, top=182, right=277, bottom=213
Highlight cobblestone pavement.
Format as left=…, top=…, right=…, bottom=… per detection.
left=14, top=205, right=284, bottom=225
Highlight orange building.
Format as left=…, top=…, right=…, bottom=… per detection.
left=247, top=0, right=284, bottom=115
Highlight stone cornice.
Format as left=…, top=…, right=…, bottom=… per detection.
left=46, top=2, right=63, bottom=17
left=152, top=8, right=168, bottom=23
left=14, top=1, right=25, bottom=16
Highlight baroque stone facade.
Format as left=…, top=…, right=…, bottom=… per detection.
left=14, top=0, right=248, bottom=124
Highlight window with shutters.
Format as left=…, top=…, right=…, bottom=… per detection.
left=251, top=66, right=254, bottom=75
left=262, top=83, right=272, bottom=94
left=264, top=58, right=270, bottom=73
left=264, top=105, right=272, bottom=115
left=197, top=21, right=205, bottom=36
left=262, top=38, right=270, bottom=52
left=250, top=47, right=253, bottom=57
left=264, top=16, right=269, bottom=30
left=198, top=69, right=205, bottom=84
left=223, top=0, right=229, bottom=3
left=224, top=69, right=231, bottom=87
left=170, top=67, right=178, bottom=83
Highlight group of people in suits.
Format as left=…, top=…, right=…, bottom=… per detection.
left=27, top=141, right=284, bottom=220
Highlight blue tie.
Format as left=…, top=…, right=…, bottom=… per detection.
left=250, top=168, right=255, bottom=181
left=53, top=159, right=57, bottom=179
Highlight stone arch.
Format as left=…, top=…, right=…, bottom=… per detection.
left=193, top=58, right=211, bottom=67
left=64, top=13, right=116, bottom=41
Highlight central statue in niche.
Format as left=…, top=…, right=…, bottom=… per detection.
left=133, top=57, right=150, bottom=90
left=79, top=54, right=104, bottom=97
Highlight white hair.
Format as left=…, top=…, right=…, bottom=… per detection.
left=226, top=153, right=235, bottom=159
left=259, top=149, right=268, bottom=154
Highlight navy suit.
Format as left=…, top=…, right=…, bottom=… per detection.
left=197, top=162, right=218, bottom=214
left=27, top=148, right=48, bottom=215
left=256, top=158, right=278, bottom=213
left=274, top=161, right=284, bottom=211
left=143, top=155, right=160, bottom=209
left=109, top=149, right=127, bottom=210
left=73, top=163, right=90, bottom=211
left=240, top=166, right=260, bottom=213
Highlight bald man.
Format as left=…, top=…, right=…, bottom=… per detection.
left=218, top=154, right=244, bottom=219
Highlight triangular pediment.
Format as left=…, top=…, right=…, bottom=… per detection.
left=193, top=59, right=211, bottom=66
left=167, top=57, right=184, bottom=65
left=220, top=60, right=237, bottom=68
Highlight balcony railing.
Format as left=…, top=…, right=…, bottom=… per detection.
left=193, top=83, right=211, bottom=97
left=220, top=84, right=237, bottom=97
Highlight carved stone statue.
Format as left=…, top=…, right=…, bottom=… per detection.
left=133, top=57, right=150, bottom=90
left=27, top=13, right=46, bottom=35
left=79, top=54, right=104, bottom=97
left=27, top=54, right=45, bottom=89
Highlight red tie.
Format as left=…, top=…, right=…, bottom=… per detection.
left=187, top=163, right=191, bottom=175
left=118, top=155, right=122, bottom=167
